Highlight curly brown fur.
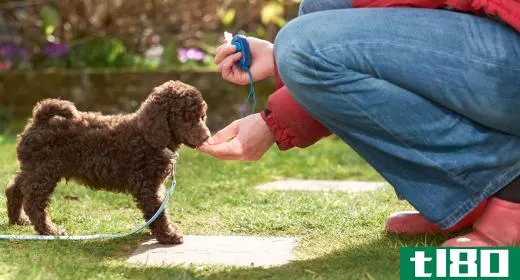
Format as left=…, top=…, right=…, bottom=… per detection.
left=5, top=81, right=210, bottom=244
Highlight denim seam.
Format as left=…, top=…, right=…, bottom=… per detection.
left=313, top=40, right=520, bottom=73
left=438, top=160, right=520, bottom=228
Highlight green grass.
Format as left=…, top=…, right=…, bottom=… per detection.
left=0, top=134, right=449, bottom=280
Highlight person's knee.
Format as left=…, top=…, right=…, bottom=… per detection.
left=274, top=22, right=302, bottom=86
left=299, top=0, right=350, bottom=16
left=275, top=14, right=329, bottom=79
left=274, top=20, right=322, bottom=104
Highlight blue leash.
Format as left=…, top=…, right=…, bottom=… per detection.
left=240, top=69, right=256, bottom=118
left=0, top=153, right=179, bottom=241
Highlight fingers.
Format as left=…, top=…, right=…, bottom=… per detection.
left=198, top=114, right=273, bottom=161
left=218, top=52, right=241, bottom=72
left=219, top=53, right=246, bottom=84
left=215, top=44, right=237, bottom=64
left=207, top=121, right=239, bottom=145
left=197, top=121, right=243, bottom=159
left=198, top=138, right=243, bottom=159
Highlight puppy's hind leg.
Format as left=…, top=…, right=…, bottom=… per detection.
left=135, top=184, right=183, bottom=244
left=21, top=171, right=65, bottom=235
left=5, top=171, right=31, bottom=225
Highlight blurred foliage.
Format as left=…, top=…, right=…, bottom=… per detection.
left=67, top=38, right=144, bottom=69
left=0, top=0, right=300, bottom=71
left=40, top=5, right=59, bottom=39
left=0, top=107, right=9, bottom=133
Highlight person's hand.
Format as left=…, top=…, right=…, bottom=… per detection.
left=198, top=113, right=274, bottom=161
left=215, top=37, right=274, bottom=85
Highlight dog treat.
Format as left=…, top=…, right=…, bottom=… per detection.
left=224, top=31, right=233, bottom=46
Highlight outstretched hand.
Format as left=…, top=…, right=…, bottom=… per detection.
left=198, top=113, right=274, bottom=161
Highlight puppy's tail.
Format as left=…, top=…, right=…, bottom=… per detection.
left=32, top=99, right=78, bottom=124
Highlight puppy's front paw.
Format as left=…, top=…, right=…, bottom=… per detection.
left=155, top=231, right=184, bottom=245
left=10, top=215, right=32, bottom=226
left=55, top=228, right=68, bottom=236
left=41, top=225, right=67, bottom=236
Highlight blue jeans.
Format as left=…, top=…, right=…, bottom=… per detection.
left=275, top=0, right=520, bottom=228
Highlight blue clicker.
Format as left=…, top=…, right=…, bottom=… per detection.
left=231, top=35, right=252, bottom=71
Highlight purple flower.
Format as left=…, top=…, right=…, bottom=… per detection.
left=186, top=48, right=205, bottom=61
left=0, top=43, right=17, bottom=57
left=0, top=42, right=28, bottom=59
left=177, top=48, right=205, bottom=63
left=43, top=43, right=70, bottom=58
left=177, top=48, right=188, bottom=63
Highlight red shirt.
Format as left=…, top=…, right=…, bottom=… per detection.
left=354, top=0, right=520, bottom=32
left=262, top=0, right=520, bottom=150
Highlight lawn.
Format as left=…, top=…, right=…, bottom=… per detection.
left=0, top=134, right=448, bottom=280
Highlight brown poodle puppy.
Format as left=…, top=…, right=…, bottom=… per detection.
left=5, top=80, right=210, bottom=244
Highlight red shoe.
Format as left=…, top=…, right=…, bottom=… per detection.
left=385, top=200, right=488, bottom=235
left=442, top=198, right=520, bottom=247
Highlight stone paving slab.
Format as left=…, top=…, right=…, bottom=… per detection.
left=127, top=235, right=298, bottom=267
left=256, top=179, right=385, bottom=192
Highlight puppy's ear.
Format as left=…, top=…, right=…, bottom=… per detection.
left=137, top=93, right=172, bottom=148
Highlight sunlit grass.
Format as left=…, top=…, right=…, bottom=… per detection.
left=0, top=135, right=445, bottom=280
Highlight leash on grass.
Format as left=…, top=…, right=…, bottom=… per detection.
left=0, top=153, right=179, bottom=241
